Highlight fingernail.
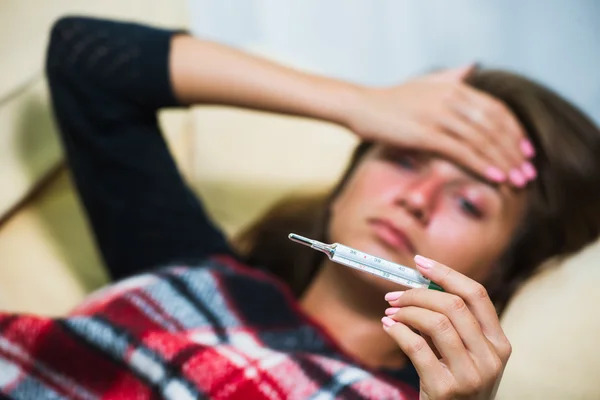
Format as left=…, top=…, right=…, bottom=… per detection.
left=521, top=162, right=537, bottom=180
left=485, top=166, right=506, bottom=182
left=415, top=255, right=434, bottom=269
left=381, top=316, right=397, bottom=328
left=385, top=291, right=404, bottom=302
left=520, top=139, right=535, bottom=158
left=385, top=307, right=400, bottom=316
left=509, top=168, right=526, bottom=187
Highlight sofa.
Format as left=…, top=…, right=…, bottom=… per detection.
left=0, top=1, right=598, bottom=398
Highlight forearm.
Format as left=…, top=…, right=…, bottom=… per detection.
left=170, top=35, right=363, bottom=127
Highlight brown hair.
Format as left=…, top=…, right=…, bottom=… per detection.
left=235, top=69, right=600, bottom=315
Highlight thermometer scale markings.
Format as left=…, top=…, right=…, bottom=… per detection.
left=334, top=245, right=425, bottom=283
left=331, top=254, right=418, bottom=288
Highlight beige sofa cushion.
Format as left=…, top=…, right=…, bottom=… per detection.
left=0, top=108, right=192, bottom=316
left=190, top=107, right=357, bottom=236
left=0, top=0, right=189, bottom=221
left=0, top=0, right=191, bottom=312
left=0, top=170, right=107, bottom=315
left=0, top=80, right=60, bottom=222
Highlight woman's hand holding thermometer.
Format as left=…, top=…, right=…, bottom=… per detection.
left=385, top=256, right=512, bottom=399
left=289, top=233, right=511, bottom=399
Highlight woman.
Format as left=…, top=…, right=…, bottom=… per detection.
left=1, top=16, right=598, bottom=399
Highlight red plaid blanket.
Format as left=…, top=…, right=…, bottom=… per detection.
left=0, top=256, right=418, bottom=399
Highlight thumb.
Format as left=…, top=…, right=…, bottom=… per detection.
left=431, top=63, right=478, bottom=82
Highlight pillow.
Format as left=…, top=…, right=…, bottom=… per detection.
left=497, top=240, right=600, bottom=399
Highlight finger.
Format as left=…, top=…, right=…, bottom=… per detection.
left=430, top=63, right=477, bottom=83
left=386, top=290, right=493, bottom=359
left=435, top=109, right=514, bottom=174
left=422, top=333, right=442, bottom=360
left=457, top=85, right=524, bottom=143
left=416, top=129, right=507, bottom=184
left=456, top=86, right=536, bottom=166
left=381, top=317, right=449, bottom=387
left=388, top=306, right=475, bottom=373
left=412, top=255, right=509, bottom=352
left=450, top=92, right=528, bottom=182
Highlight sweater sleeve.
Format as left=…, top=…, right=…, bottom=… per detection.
left=45, top=16, right=235, bottom=280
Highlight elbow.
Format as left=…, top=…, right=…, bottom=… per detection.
left=45, top=16, right=86, bottom=80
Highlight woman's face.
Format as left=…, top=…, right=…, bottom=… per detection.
left=328, top=144, right=528, bottom=290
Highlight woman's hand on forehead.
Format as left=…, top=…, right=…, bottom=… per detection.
left=344, top=65, right=537, bottom=189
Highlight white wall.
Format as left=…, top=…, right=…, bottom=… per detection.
left=189, top=0, right=600, bottom=124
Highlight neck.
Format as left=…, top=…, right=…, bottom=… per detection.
left=299, top=260, right=407, bottom=370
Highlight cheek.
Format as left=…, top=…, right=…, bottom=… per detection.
left=425, top=191, right=527, bottom=283
left=330, top=163, right=401, bottom=237
left=331, top=163, right=400, bottom=216
left=425, top=212, right=511, bottom=282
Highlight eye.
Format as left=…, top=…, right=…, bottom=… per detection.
left=458, top=197, right=483, bottom=219
left=396, top=154, right=416, bottom=170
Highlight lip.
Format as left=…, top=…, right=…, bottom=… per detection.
left=368, top=218, right=416, bottom=254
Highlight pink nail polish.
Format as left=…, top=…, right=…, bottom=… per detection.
left=520, top=139, right=536, bottom=158
left=509, top=168, right=526, bottom=187
left=381, top=316, right=397, bottom=328
left=485, top=166, right=506, bottom=182
left=385, top=307, right=400, bottom=316
left=385, top=292, right=404, bottom=302
left=521, top=162, right=537, bottom=180
left=414, top=255, right=434, bottom=269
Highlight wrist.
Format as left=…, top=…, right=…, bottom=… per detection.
left=326, top=80, right=368, bottom=130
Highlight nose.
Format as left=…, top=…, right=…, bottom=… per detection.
left=396, top=176, right=440, bottom=224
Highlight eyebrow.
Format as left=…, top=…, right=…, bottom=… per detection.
left=456, top=165, right=508, bottom=204
left=471, top=172, right=501, bottom=192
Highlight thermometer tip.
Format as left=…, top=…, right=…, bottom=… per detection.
left=288, top=233, right=314, bottom=247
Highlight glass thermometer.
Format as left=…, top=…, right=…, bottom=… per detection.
left=288, top=233, right=443, bottom=291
